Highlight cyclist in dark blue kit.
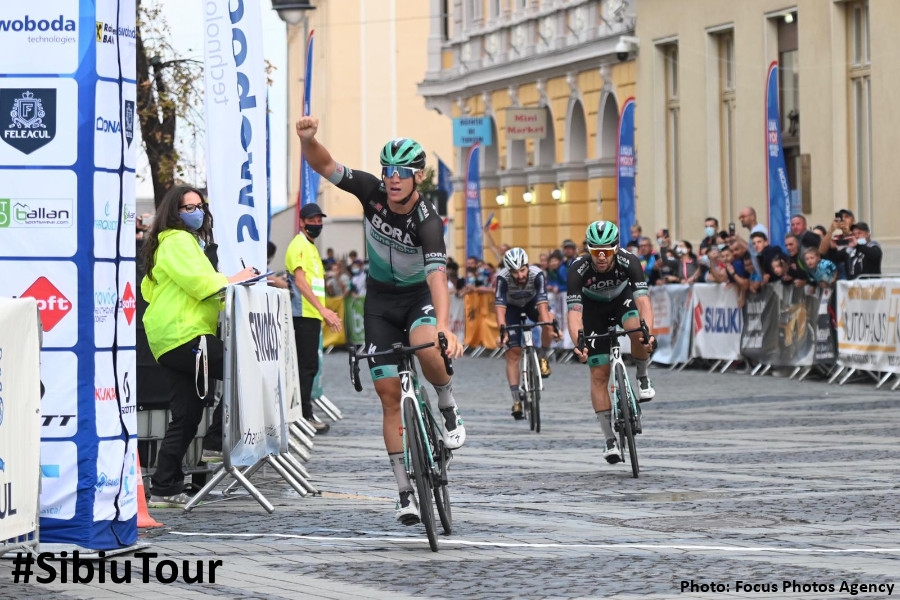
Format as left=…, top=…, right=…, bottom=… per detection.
left=296, top=116, right=465, bottom=525
left=495, top=247, right=559, bottom=419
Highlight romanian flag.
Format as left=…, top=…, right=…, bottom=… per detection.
left=485, top=212, right=500, bottom=231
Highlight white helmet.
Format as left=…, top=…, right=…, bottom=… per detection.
left=503, top=247, right=529, bottom=271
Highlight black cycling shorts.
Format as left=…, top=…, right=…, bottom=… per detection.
left=503, top=299, right=542, bottom=348
left=582, top=286, right=640, bottom=366
left=364, top=284, right=436, bottom=379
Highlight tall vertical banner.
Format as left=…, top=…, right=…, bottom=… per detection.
left=617, top=97, right=636, bottom=247
left=464, top=143, right=483, bottom=261
left=0, top=0, right=139, bottom=548
left=765, top=62, right=791, bottom=250
left=297, top=30, right=320, bottom=224
left=204, top=0, right=268, bottom=274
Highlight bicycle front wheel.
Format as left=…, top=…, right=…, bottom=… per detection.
left=614, top=363, right=639, bottom=478
left=528, top=351, right=541, bottom=433
left=404, top=396, right=439, bottom=551
left=422, top=389, right=452, bottom=534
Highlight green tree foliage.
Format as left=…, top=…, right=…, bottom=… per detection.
left=136, top=0, right=202, bottom=206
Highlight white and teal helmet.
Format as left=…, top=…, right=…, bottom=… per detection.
left=586, top=220, right=619, bottom=249
left=503, top=247, right=529, bottom=271
left=379, top=137, right=426, bottom=169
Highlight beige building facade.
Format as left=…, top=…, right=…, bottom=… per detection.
left=419, top=0, right=638, bottom=262
left=636, top=0, right=899, bottom=267
left=281, top=0, right=898, bottom=270
left=277, top=0, right=455, bottom=261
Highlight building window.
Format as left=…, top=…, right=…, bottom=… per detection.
left=467, top=0, right=483, bottom=24
left=489, top=0, right=501, bottom=20
left=663, top=44, right=680, bottom=234
left=849, top=0, right=872, bottom=221
left=718, top=31, right=736, bottom=223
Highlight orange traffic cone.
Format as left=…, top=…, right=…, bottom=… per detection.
left=136, top=452, right=163, bottom=528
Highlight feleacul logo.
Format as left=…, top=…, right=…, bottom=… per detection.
left=0, top=198, right=72, bottom=228
left=19, top=276, right=71, bottom=331
left=1, top=88, right=56, bottom=154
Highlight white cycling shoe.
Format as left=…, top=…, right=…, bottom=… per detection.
left=395, top=490, right=420, bottom=525
left=440, top=406, right=466, bottom=450
left=638, top=376, right=655, bottom=402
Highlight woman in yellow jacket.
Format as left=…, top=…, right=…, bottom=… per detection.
left=140, top=185, right=257, bottom=507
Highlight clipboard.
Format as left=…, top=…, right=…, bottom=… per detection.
left=203, top=271, right=275, bottom=300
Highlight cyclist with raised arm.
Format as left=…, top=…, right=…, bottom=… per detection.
left=495, top=247, right=559, bottom=419
left=296, top=116, right=465, bottom=525
left=567, top=221, right=656, bottom=464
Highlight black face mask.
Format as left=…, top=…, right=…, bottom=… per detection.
left=305, top=224, right=323, bottom=239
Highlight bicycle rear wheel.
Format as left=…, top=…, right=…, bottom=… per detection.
left=529, top=351, right=541, bottom=433
left=422, top=390, right=452, bottom=534
left=404, top=396, right=439, bottom=551
left=614, top=363, right=639, bottom=478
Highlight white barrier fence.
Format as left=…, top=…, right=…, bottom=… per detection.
left=467, top=280, right=899, bottom=389
left=0, top=298, right=41, bottom=552
left=186, top=283, right=320, bottom=513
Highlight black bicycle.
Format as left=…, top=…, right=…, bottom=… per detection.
left=500, top=317, right=558, bottom=433
left=349, top=334, right=454, bottom=552
left=577, top=320, right=650, bottom=478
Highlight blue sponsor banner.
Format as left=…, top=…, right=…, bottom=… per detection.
left=453, top=117, right=492, bottom=147
left=298, top=30, right=320, bottom=221
left=464, top=144, right=483, bottom=260
left=766, top=62, right=791, bottom=251
left=0, top=0, right=139, bottom=548
left=437, top=156, right=454, bottom=198
left=616, top=98, right=636, bottom=247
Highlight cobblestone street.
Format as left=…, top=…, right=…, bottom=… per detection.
left=3, top=352, right=899, bottom=599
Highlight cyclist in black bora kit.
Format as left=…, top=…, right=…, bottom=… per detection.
left=567, top=221, right=656, bottom=465
left=296, top=116, right=465, bottom=526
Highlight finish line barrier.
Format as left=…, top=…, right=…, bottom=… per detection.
left=415, top=281, right=898, bottom=390
left=186, top=284, right=318, bottom=514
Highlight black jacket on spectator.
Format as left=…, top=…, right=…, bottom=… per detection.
left=758, top=245, right=786, bottom=280
left=843, top=242, right=882, bottom=279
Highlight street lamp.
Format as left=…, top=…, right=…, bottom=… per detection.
left=271, top=0, right=316, bottom=25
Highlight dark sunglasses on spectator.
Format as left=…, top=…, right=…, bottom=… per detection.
left=382, top=166, right=419, bottom=179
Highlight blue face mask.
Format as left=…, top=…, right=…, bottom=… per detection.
left=705, top=226, right=716, bottom=238
left=179, top=208, right=204, bottom=231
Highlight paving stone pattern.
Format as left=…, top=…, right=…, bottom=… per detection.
left=2, top=353, right=899, bottom=599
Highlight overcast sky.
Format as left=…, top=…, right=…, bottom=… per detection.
left=135, top=0, right=289, bottom=213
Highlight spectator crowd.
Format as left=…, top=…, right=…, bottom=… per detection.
left=454, top=207, right=883, bottom=308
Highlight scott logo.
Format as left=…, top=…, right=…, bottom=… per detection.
left=19, top=276, right=71, bottom=331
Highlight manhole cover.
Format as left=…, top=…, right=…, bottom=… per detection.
left=623, top=515, right=777, bottom=531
